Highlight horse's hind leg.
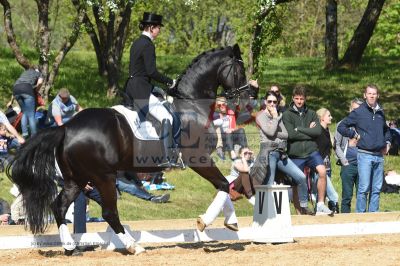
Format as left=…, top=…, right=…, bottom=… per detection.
left=51, top=179, right=81, bottom=253
left=191, top=166, right=238, bottom=231
left=95, top=176, right=145, bottom=255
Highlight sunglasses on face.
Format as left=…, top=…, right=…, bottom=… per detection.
left=217, top=103, right=227, bottom=108
left=267, top=100, right=277, bottom=104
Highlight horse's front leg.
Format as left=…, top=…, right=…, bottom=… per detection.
left=190, top=165, right=238, bottom=232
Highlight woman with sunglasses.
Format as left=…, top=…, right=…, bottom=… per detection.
left=213, top=97, right=248, bottom=160
left=254, top=91, right=309, bottom=212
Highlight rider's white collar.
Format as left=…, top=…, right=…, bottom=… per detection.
left=142, top=31, right=153, bottom=41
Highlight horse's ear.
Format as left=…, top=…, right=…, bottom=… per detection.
left=232, top=44, right=242, bottom=59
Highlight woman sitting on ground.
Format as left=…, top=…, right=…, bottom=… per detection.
left=226, top=147, right=256, bottom=205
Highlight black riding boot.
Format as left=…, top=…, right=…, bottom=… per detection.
left=158, top=119, right=184, bottom=169
left=171, top=122, right=185, bottom=169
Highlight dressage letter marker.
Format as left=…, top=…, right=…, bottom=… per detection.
left=258, top=191, right=265, bottom=214
left=252, top=185, right=293, bottom=243
left=273, top=191, right=282, bottom=214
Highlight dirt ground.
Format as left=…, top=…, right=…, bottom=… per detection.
left=1, top=212, right=400, bottom=266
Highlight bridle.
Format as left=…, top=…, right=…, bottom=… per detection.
left=217, top=58, right=252, bottom=100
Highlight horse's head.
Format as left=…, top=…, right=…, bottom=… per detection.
left=218, top=44, right=258, bottom=113
left=218, top=44, right=247, bottom=96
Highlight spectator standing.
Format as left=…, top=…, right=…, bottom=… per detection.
left=338, top=85, right=391, bottom=212
left=248, top=80, right=287, bottom=113
left=13, top=67, right=43, bottom=137
left=270, top=85, right=287, bottom=113
left=334, top=98, right=363, bottom=213
left=282, top=85, right=333, bottom=215
left=314, top=108, right=339, bottom=213
left=388, top=120, right=399, bottom=155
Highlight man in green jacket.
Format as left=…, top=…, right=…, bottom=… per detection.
left=282, top=85, right=333, bottom=216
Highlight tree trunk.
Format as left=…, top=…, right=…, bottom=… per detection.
left=0, top=0, right=31, bottom=69
left=339, top=0, right=386, bottom=69
left=36, top=0, right=51, bottom=95
left=2, top=0, right=83, bottom=99
left=325, top=0, right=339, bottom=70
left=74, top=1, right=133, bottom=98
left=43, top=1, right=86, bottom=99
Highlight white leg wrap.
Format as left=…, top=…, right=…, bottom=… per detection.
left=59, top=224, right=76, bottom=251
left=117, top=232, right=135, bottom=248
left=117, top=232, right=145, bottom=255
left=222, top=195, right=238, bottom=224
left=201, top=191, right=228, bottom=225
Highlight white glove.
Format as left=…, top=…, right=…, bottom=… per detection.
left=169, top=79, right=177, bottom=89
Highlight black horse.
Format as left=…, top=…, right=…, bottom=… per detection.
left=7, top=44, right=253, bottom=255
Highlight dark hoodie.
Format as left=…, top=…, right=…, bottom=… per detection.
left=282, top=102, right=322, bottom=158
left=337, top=101, right=391, bottom=153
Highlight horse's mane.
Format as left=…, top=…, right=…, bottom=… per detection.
left=170, top=46, right=233, bottom=98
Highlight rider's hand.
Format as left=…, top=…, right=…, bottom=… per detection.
left=84, top=182, right=94, bottom=192
left=248, top=79, right=259, bottom=88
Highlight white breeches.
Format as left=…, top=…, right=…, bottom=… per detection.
left=148, top=93, right=172, bottom=124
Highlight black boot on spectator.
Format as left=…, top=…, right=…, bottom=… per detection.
left=335, top=202, right=340, bottom=214
left=328, top=201, right=339, bottom=213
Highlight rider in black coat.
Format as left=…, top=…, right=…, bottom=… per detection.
left=125, top=12, right=182, bottom=168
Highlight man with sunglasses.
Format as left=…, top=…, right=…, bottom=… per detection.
left=282, top=85, right=333, bottom=216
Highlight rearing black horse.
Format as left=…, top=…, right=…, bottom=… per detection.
left=7, top=44, right=253, bottom=255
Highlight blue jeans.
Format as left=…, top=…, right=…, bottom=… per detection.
left=267, top=151, right=308, bottom=205
left=312, top=171, right=339, bottom=203
left=15, top=94, right=37, bottom=137
left=116, top=179, right=153, bottom=200
left=356, top=152, right=384, bottom=213
left=340, top=163, right=358, bottom=213
left=73, top=188, right=102, bottom=234
left=291, top=151, right=325, bottom=205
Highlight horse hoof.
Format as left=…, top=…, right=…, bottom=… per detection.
left=224, top=222, right=239, bottom=232
left=127, top=244, right=146, bottom=255
left=64, top=248, right=83, bottom=256
left=196, top=216, right=206, bottom=232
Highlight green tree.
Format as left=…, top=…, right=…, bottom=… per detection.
left=366, top=0, right=400, bottom=56
left=72, top=0, right=135, bottom=97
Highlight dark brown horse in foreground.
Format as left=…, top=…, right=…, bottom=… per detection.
left=7, top=44, right=254, bottom=255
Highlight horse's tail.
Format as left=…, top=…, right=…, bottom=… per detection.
left=6, top=126, right=65, bottom=234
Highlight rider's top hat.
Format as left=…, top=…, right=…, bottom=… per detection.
left=141, top=12, right=164, bottom=26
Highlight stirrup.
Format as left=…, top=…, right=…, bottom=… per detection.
left=175, top=152, right=186, bottom=169
left=157, top=160, right=172, bottom=169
